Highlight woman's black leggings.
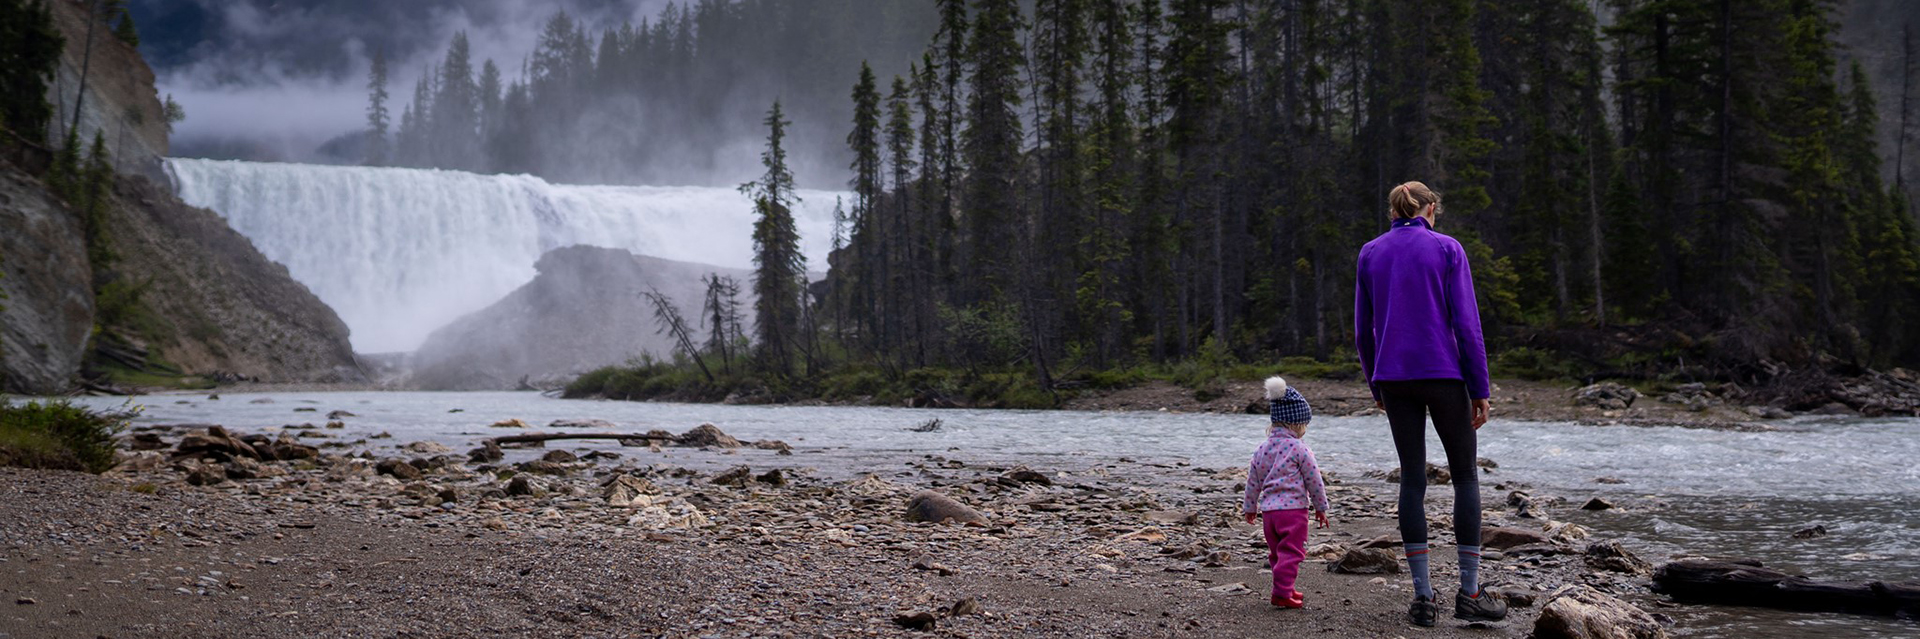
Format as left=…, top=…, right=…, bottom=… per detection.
left=1378, top=379, right=1480, bottom=547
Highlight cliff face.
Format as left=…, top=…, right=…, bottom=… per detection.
left=95, top=176, right=365, bottom=384
left=2, top=1, right=362, bottom=390
left=410, top=246, right=753, bottom=391
left=46, top=0, right=169, bottom=183
left=0, top=163, right=93, bottom=394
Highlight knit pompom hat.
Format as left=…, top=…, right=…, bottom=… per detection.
left=1265, top=376, right=1312, bottom=425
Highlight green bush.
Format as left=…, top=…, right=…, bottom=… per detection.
left=0, top=400, right=133, bottom=473
left=1491, top=347, right=1581, bottom=381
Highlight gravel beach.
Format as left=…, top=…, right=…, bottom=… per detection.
left=0, top=417, right=1660, bottom=639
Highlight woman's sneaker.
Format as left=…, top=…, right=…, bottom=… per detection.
left=1454, top=587, right=1509, bottom=621
left=1408, top=595, right=1438, bottom=627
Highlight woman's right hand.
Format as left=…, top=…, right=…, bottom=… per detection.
left=1471, top=398, right=1491, bottom=429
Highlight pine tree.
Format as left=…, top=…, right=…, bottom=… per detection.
left=111, top=3, right=136, bottom=47
left=433, top=32, right=479, bottom=170
left=884, top=74, right=922, bottom=364
left=364, top=47, right=390, bottom=166
left=741, top=102, right=805, bottom=375
left=81, top=131, right=114, bottom=267
left=476, top=59, right=503, bottom=172
left=848, top=62, right=884, bottom=346
left=0, top=0, right=63, bottom=140
left=961, top=0, right=1027, bottom=302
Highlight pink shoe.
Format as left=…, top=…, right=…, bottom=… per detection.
left=1271, top=591, right=1305, bottom=609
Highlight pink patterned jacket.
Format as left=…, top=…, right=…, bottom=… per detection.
left=1242, top=429, right=1329, bottom=514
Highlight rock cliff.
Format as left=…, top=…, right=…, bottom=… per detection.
left=0, top=163, right=93, bottom=394
left=46, top=0, right=169, bottom=183
left=410, top=246, right=753, bottom=391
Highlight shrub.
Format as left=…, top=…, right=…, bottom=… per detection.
left=0, top=400, right=133, bottom=473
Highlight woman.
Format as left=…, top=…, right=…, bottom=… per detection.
left=1353, top=181, right=1505, bottom=627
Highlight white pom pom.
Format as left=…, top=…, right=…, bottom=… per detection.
left=1264, top=376, right=1288, bottom=400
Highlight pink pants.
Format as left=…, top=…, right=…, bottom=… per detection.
left=1262, top=509, right=1309, bottom=598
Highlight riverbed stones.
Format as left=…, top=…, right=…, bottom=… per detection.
left=185, top=465, right=227, bottom=486
left=1584, top=540, right=1652, bottom=575
left=711, top=466, right=753, bottom=487
left=1791, top=524, right=1828, bottom=539
left=680, top=424, right=741, bottom=448
left=402, top=441, right=451, bottom=454
left=376, top=458, right=423, bottom=480
left=1546, top=521, right=1590, bottom=544
left=1581, top=497, right=1615, bottom=511
left=903, top=490, right=988, bottom=524
left=1482, top=526, right=1552, bottom=550
left=1327, top=547, right=1401, bottom=574
left=1533, top=584, right=1668, bottom=639
left=756, top=469, right=786, bottom=487
left=468, top=441, right=504, bottom=463
left=516, top=460, right=570, bottom=476
left=1384, top=462, right=1450, bottom=485
left=506, top=475, right=542, bottom=497
left=602, top=474, right=658, bottom=506
left=541, top=450, right=577, bottom=463
left=1573, top=383, right=1641, bottom=410
left=489, top=419, right=530, bottom=428
left=174, top=426, right=259, bottom=461
left=1001, top=466, right=1052, bottom=486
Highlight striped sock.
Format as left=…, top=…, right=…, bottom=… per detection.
left=1404, top=543, right=1433, bottom=600
left=1458, top=545, right=1482, bottom=596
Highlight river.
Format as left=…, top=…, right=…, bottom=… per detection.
left=61, top=390, right=1920, bottom=638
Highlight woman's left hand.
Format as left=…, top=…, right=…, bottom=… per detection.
left=1471, top=398, right=1491, bottom=429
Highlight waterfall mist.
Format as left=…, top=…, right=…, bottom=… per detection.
left=166, top=158, right=846, bottom=354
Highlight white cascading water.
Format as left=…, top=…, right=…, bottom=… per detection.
left=166, top=158, right=847, bottom=354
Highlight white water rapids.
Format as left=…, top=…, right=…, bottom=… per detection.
left=165, top=159, right=846, bottom=353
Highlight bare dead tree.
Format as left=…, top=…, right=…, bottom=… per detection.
left=643, top=287, right=713, bottom=382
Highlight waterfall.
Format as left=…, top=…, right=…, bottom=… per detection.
left=166, top=159, right=847, bottom=354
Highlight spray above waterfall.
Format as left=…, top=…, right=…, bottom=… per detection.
left=166, top=158, right=846, bottom=354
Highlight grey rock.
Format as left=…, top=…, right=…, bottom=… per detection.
left=711, top=466, right=753, bottom=486
left=903, top=490, right=988, bottom=525
left=1533, top=585, right=1669, bottom=639
left=681, top=424, right=742, bottom=448
left=375, top=459, right=423, bottom=480
left=1327, top=547, right=1402, bottom=574
left=1584, top=539, right=1652, bottom=575
left=541, top=450, right=578, bottom=463
left=1574, top=383, right=1641, bottom=410
left=1481, top=526, right=1553, bottom=551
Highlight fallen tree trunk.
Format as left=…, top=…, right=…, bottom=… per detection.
left=1653, top=559, right=1920, bottom=617
left=489, top=432, right=666, bottom=446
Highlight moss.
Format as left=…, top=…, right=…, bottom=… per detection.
left=0, top=400, right=133, bottom=474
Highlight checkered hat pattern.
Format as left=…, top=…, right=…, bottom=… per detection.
left=1265, top=376, right=1312, bottom=425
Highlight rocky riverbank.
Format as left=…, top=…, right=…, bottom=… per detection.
left=0, top=421, right=1685, bottom=638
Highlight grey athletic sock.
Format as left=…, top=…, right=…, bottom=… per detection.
left=1458, top=545, right=1482, bottom=596
left=1405, top=543, right=1433, bottom=599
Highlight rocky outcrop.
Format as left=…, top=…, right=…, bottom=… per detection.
left=0, top=162, right=92, bottom=394
left=410, top=246, right=753, bottom=390
left=1533, top=585, right=1668, bottom=639
left=45, top=0, right=169, bottom=183
left=92, top=176, right=363, bottom=383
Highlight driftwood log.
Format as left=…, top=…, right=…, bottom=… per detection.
left=1653, top=559, right=1920, bottom=617
left=489, top=432, right=668, bottom=447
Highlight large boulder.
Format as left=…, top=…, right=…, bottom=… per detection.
left=1533, top=585, right=1668, bottom=639
left=904, top=490, right=988, bottom=525
left=174, top=426, right=260, bottom=461
left=681, top=424, right=741, bottom=448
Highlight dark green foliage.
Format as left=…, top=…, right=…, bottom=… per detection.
left=111, top=6, right=136, bottom=47
left=0, top=399, right=131, bottom=474
left=0, top=0, right=63, bottom=140
left=365, top=47, right=390, bottom=165
left=81, top=131, right=115, bottom=268
left=743, top=101, right=806, bottom=375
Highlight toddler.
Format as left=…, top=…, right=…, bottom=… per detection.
left=1242, top=377, right=1331, bottom=609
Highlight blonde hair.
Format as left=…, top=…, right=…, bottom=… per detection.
left=1389, top=181, right=1441, bottom=220
left=1276, top=422, right=1308, bottom=438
